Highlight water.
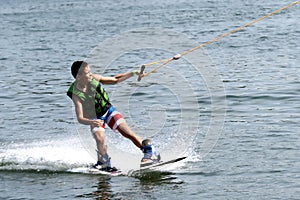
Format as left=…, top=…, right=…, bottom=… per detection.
left=1, top=0, right=299, bottom=199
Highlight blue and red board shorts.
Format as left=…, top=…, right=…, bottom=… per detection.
left=91, top=107, right=125, bottom=133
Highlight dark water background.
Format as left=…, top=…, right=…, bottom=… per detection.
left=0, top=0, right=299, bottom=199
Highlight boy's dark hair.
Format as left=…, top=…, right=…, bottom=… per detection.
left=71, top=61, right=88, bottom=78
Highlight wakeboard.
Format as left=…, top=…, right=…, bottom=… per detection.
left=140, top=156, right=187, bottom=171
left=68, top=166, right=123, bottom=176
left=68, top=157, right=187, bottom=176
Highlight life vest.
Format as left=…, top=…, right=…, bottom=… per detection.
left=67, top=78, right=111, bottom=118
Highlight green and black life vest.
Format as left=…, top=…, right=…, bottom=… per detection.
left=67, top=78, right=111, bottom=118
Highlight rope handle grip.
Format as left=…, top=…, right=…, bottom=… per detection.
left=137, top=65, right=145, bottom=82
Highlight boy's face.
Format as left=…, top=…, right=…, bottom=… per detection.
left=77, top=65, right=92, bottom=83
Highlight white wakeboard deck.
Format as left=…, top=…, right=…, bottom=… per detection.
left=68, top=157, right=187, bottom=176
left=68, top=167, right=123, bottom=176
left=140, top=156, right=187, bottom=171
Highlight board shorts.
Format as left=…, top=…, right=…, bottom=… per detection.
left=91, top=106, right=125, bottom=133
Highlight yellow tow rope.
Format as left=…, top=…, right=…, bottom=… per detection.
left=138, top=0, right=300, bottom=81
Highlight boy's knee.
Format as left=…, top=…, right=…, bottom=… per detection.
left=91, top=126, right=105, bottom=134
left=91, top=127, right=105, bottom=140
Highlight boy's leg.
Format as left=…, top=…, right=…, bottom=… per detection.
left=91, top=127, right=112, bottom=168
left=107, top=108, right=160, bottom=165
left=92, top=127, right=107, bottom=159
left=116, top=122, right=142, bottom=148
left=117, top=122, right=160, bottom=166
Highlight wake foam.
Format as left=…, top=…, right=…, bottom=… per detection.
left=0, top=137, right=94, bottom=172
left=0, top=133, right=195, bottom=173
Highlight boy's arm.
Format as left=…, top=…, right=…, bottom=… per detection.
left=72, top=95, right=103, bottom=127
left=93, top=70, right=141, bottom=85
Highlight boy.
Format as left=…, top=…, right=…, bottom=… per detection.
left=67, top=61, right=160, bottom=171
